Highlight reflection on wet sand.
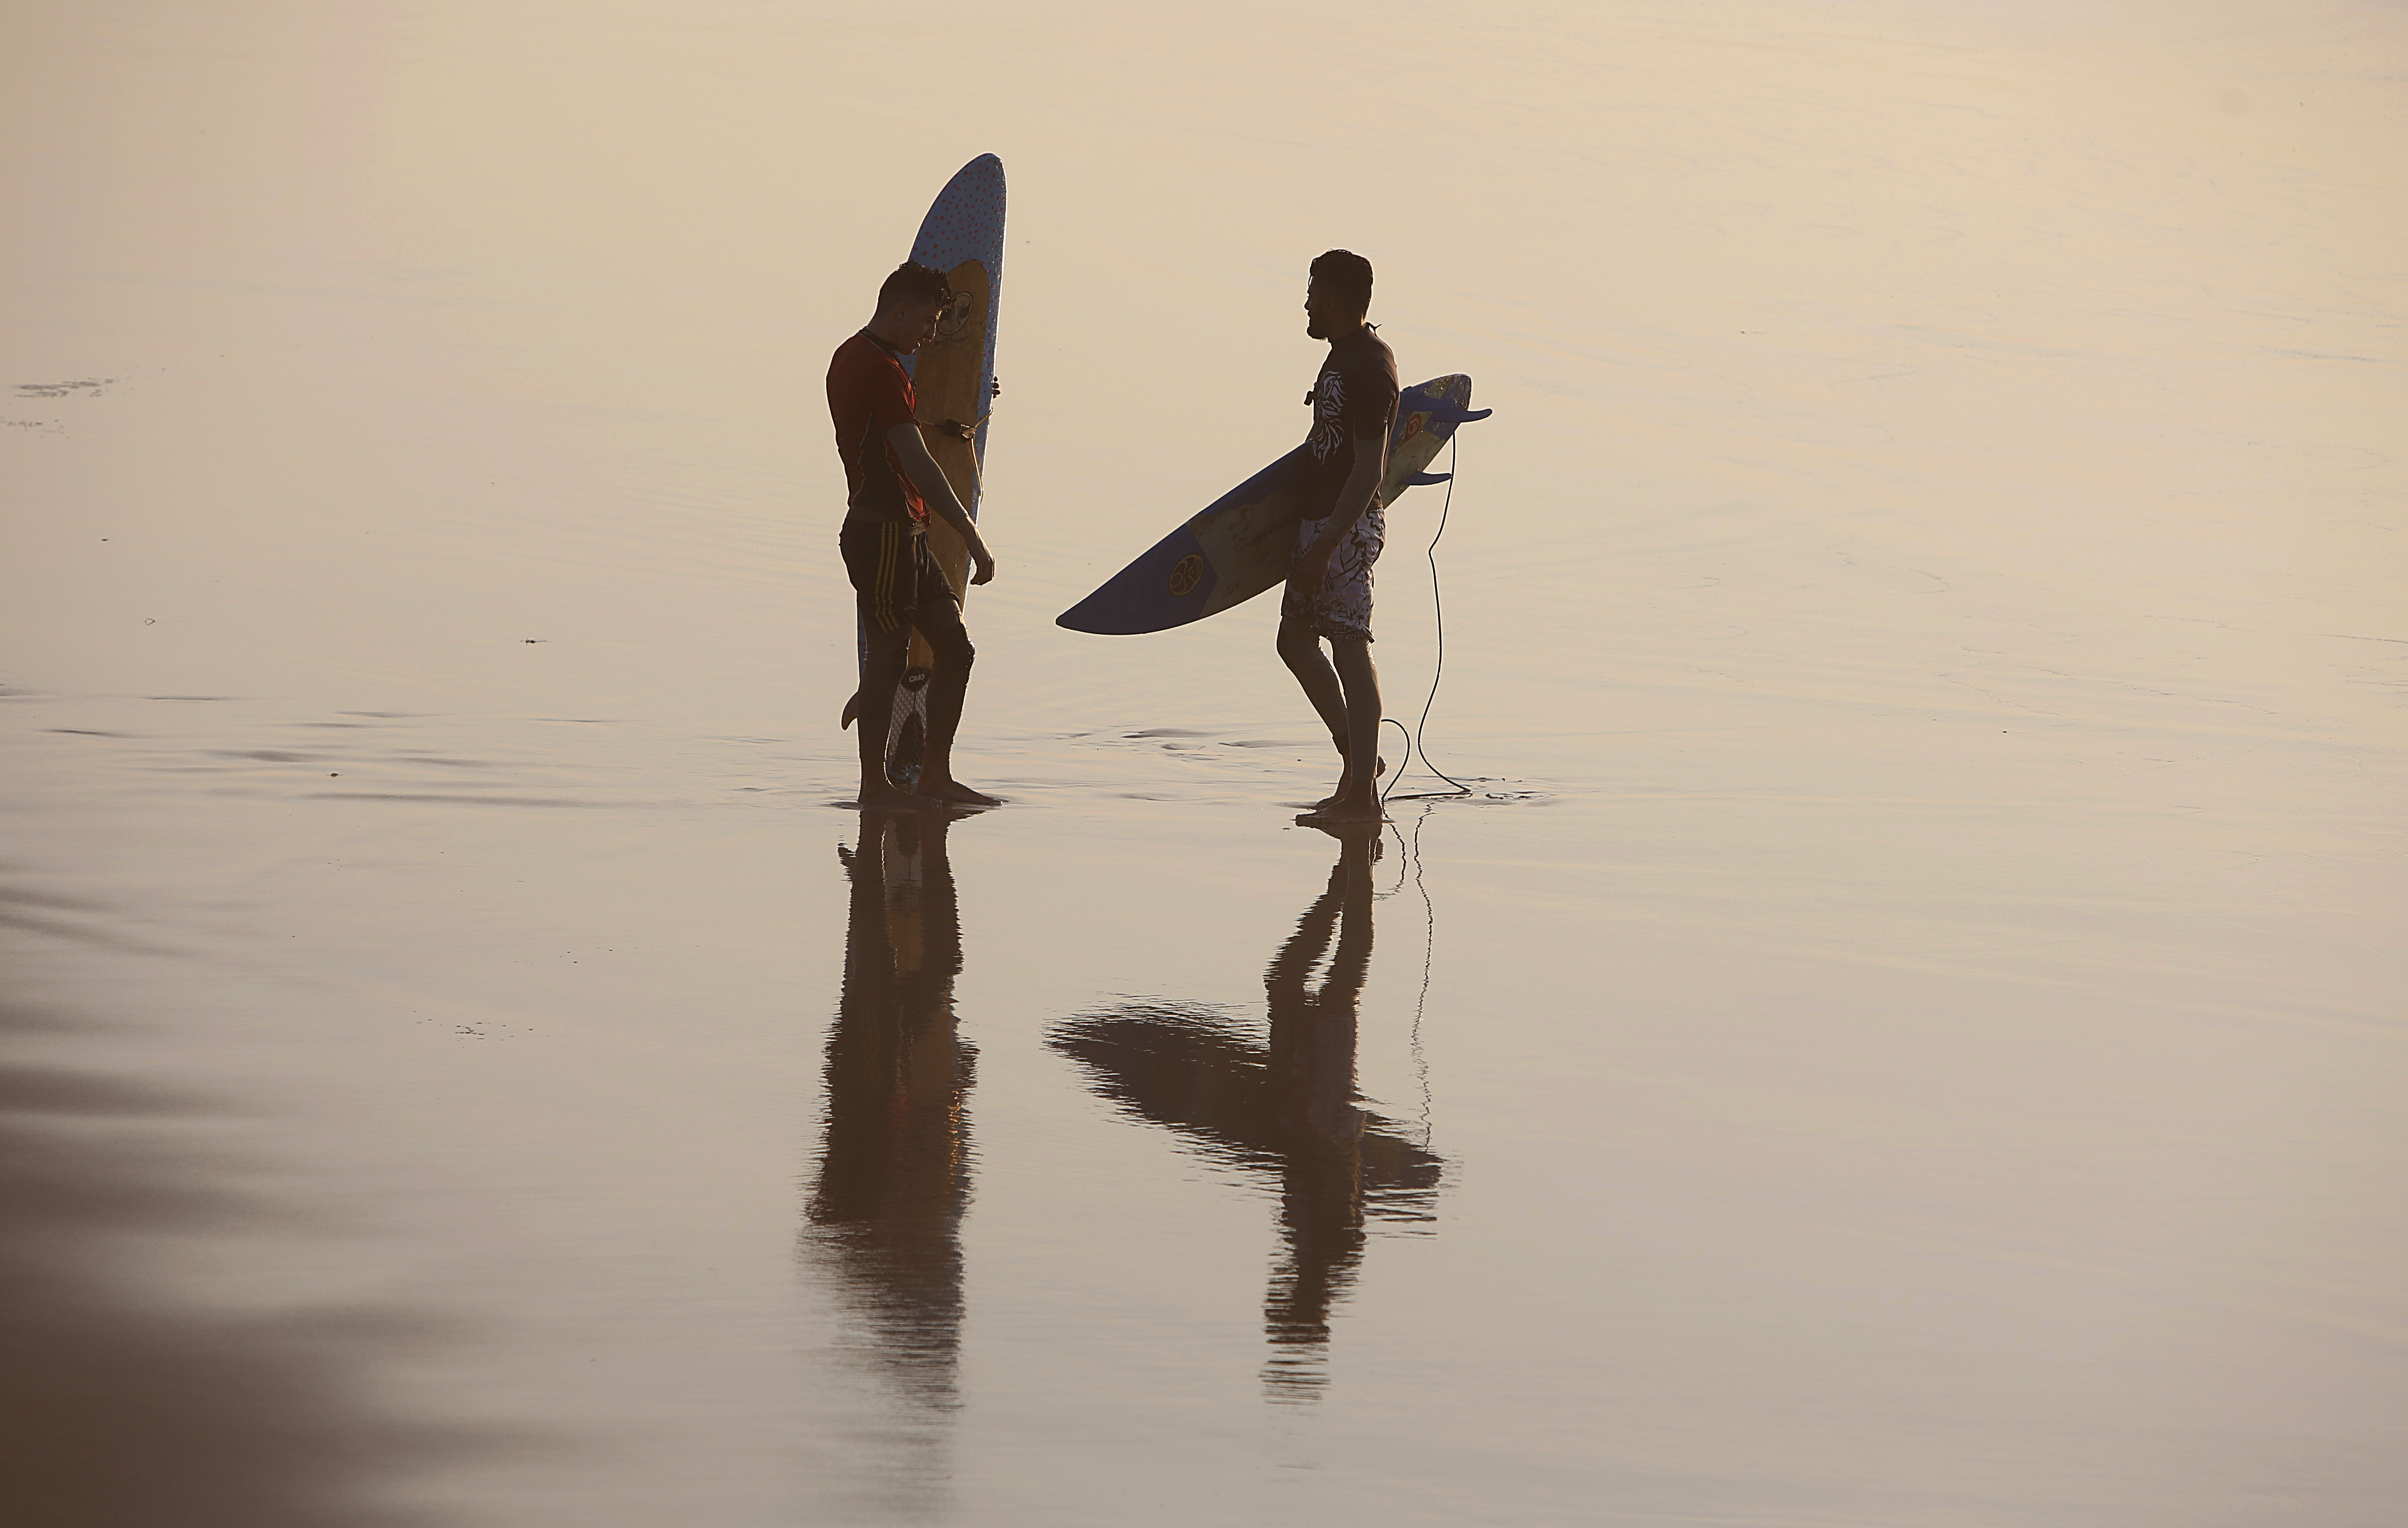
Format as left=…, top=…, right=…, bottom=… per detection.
left=0, top=986, right=479, bottom=1527
left=1053, top=828, right=1442, bottom=1400
left=804, top=812, right=977, bottom=1419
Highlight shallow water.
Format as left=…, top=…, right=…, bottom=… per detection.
left=4, top=2, right=2404, bottom=1523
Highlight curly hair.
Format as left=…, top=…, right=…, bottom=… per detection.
left=877, top=260, right=951, bottom=312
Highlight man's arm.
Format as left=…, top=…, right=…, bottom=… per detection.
left=885, top=422, right=996, bottom=585
left=1292, top=424, right=1389, bottom=596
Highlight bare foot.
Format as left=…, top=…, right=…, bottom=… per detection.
left=1312, top=757, right=1386, bottom=809
left=920, top=778, right=1003, bottom=807
left=1297, top=791, right=1386, bottom=826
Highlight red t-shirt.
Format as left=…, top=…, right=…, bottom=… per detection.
left=826, top=329, right=928, bottom=524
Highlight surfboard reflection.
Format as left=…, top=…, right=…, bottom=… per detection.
left=1052, top=828, right=1443, bottom=1401
left=804, top=811, right=977, bottom=1415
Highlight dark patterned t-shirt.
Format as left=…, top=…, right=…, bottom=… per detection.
left=1300, top=328, right=1399, bottom=523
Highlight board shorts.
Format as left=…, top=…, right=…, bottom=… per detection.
left=1281, top=504, right=1385, bottom=642
left=841, top=514, right=958, bottom=649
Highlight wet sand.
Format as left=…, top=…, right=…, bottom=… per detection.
left=4, top=1, right=2404, bottom=1523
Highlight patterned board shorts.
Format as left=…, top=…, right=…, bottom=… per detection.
left=1280, top=504, right=1385, bottom=642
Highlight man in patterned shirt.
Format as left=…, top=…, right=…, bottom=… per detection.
left=1279, top=249, right=1399, bottom=824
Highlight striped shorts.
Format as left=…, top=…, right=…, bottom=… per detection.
left=840, top=514, right=953, bottom=643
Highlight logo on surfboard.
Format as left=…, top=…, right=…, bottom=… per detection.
left=934, top=287, right=976, bottom=341
left=1167, top=553, right=1206, bottom=597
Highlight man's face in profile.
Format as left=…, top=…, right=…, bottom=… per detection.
left=891, top=295, right=943, bottom=353
left=1305, top=280, right=1344, bottom=341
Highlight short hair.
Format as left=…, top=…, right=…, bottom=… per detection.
left=877, top=260, right=950, bottom=312
left=1309, top=248, right=1374, bottom=313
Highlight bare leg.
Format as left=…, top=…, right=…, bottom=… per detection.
left=909, top=590, right=999, bottom=807
left=1279, top=615, right=1353, bottom=799
left=1313, top=636, right=1386, bottom=823
left=854, top=638, right=943, bottom=812
left=1278, top=615, right=1349, bottom=736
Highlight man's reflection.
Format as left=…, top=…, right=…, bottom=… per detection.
left=804, top=810, right=975, bottom=1412
left=1052, top=825, right=1442, bottom=1400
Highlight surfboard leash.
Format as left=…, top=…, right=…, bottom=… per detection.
left=1384, top=434, right=1475, bottom=803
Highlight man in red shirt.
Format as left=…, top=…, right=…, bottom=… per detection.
left=828, top=261, right=999, bottom=811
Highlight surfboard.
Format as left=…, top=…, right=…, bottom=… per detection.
left=850, top=154, right=1004, bottom=781
left=902, top=154, right=1005, bottom=619
left=1056, top=374, right=1489, bottom=636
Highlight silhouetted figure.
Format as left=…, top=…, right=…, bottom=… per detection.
left=829, top=260, right=1000, bottom=811
left=1052, top=827, right=1440, bottom=1400
left=1281, top=249, right=1399, bottom=823
left=805, top=811, right=976, bottom=1414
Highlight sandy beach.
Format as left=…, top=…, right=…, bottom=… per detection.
left=4, top=2, right=2403, bottom=1522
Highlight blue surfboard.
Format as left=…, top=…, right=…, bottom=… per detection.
left=904, top=154, right=1006, bottom=493
left=1058, top=374, right=1489, bottom=636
